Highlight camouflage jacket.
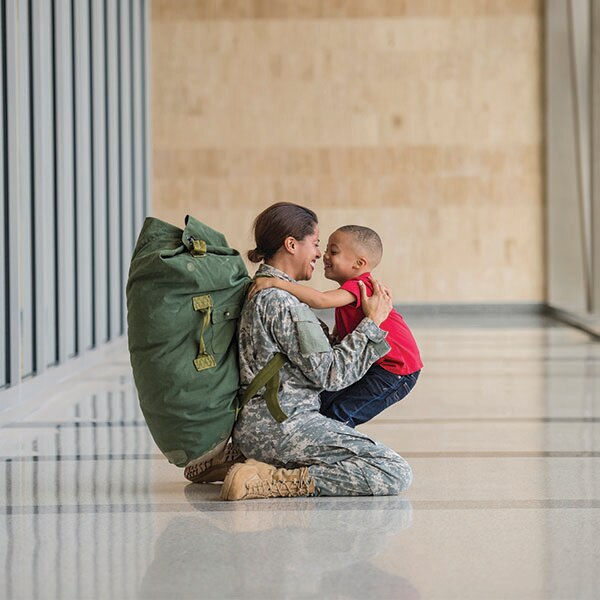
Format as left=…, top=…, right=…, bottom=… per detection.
left=235, top=264, right=391, bottom=433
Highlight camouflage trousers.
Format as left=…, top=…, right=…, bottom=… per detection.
left=233, top=410, right=412, bottom=496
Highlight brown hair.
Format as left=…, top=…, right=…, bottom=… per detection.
left=336, top=225, right=383, bottom=267
left=248, top=202, right=318, bottom=263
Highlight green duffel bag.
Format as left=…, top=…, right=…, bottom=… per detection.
left=126, top=215, right=252, bottom=468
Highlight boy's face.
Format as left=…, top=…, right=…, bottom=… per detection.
left=323, top=231, right=364, bottom=284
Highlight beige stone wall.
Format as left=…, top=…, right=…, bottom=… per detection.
left=151, top=0, right=543, bottom=303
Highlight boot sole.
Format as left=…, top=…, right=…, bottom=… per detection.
left=184, top=460, right=237, bottom=484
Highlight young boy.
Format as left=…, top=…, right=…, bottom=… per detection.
left=250, top=225, right=422, bottom=427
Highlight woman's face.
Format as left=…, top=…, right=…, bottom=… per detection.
left=291, top=225, right=321, bottom=281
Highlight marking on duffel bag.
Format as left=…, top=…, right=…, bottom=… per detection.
left=193, top=294, right=217, bottom=371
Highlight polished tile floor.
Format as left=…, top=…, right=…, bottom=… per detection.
left=1, top=314, right=600, bottom=599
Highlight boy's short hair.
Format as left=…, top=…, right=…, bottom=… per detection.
left=337, top=225, right=383, bottom=267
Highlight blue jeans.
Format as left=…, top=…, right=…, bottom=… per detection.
left=319, top=365, right=420, bottom=428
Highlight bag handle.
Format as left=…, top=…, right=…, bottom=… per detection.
left=192, top=295, right=216, bottom=371
left=243, top=352, right=287, bottom=423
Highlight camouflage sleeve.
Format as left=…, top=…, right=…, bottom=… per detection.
left=259, top=289, right=391, bottom=391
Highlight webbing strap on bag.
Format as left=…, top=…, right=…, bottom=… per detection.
left=192, top=295, right=216, bottom=371
left=243, top=352, right=287, bottom=423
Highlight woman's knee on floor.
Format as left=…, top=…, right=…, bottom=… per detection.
left=369, top=455, right=413, bottom=496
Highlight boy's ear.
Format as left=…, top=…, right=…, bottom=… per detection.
left=353, top=256, right=367, bottom=269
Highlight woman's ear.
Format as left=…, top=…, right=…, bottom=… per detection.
left=283, top=236, right=296, bottom=254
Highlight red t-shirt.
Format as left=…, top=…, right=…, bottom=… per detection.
left=335, top=272, right=423, bottom=376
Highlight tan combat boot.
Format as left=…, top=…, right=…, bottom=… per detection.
left=184, top=444, right=244, bottom=483
left=221, top=458, right=316, bottom=501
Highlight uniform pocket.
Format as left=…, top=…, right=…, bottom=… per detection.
left=289, top=304, right=330, bottom=355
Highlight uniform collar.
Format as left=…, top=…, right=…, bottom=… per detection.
left=256, top=263, right=296, bottom=283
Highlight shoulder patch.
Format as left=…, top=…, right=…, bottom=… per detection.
left=289, top=303, right=318, bottom=323
left=289, top=304, right=330, bottom=354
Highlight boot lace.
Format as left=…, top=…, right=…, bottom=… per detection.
left=246, top=472, right=314, bottom=498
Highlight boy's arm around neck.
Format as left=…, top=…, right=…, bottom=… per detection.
left=273, top=279, right=355, bottom=309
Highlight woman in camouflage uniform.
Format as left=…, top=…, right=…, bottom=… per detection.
left=221, top=203, right=413, bottom=501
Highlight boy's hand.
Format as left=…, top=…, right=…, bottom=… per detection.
left=360, top=276, right=392, bottom=326
left=247, top=277, right=278, bottom=300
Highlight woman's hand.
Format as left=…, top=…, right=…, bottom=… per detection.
left=247, top=277, right=278, bottom=300
left=360, top=276, right=393, bottom=327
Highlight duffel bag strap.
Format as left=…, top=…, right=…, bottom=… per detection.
left=188, top=235, right=207, bottom=256
left=192, top=295, right=217, bottom=371
left=243, top=352, right=287, bottom=423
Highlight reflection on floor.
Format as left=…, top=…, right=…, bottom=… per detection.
left=1, top=314, right=600, bottom=599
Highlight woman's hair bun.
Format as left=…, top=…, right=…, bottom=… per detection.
left=247, top=248, right=265, bottom=263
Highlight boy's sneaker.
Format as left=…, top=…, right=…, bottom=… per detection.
left=184, top=444, right=244, bottom=483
